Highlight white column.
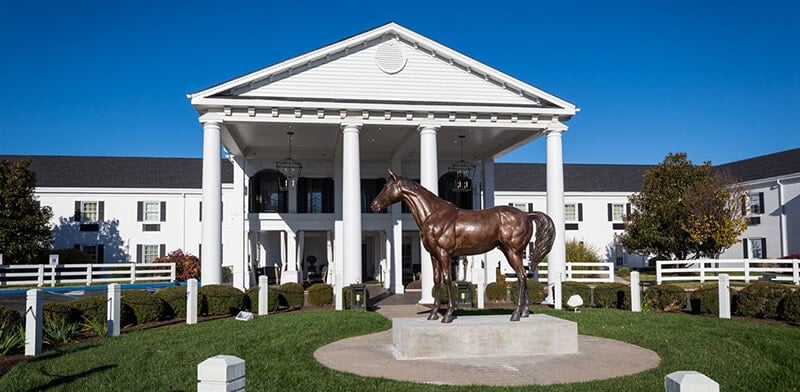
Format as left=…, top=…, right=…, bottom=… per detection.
left=545, top=124, right=567, bottom=309
left=325, top=230, right=334, bottom=284
left=630, top=271, right=641, bottom=312
left=482, top=159, right=495, bottom=209
left=391, top=159, right=404, bottom=294
left=107, top=283, right=121, bottom=336
left=381, top=231, right=390, bottom=289
left=25, top=289, right=42, bottom=356
left=341, top=122, right=363, bottom=285
left=480, top=159, right=494, bottom=285
left=418, top=124, right=439, bottom=305
left=718, top=273, right=731, bottom=319
left=201, top=121, right=222, bottom=285
left=282, top=230, right=299, bottom=283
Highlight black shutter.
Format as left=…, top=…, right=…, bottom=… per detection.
left=198, top=244, right=202, bottom=261
left=159, top=244, right=166, bottom=258
left=508, top=203, right=513, bottom=207
left=607, top=204, right=613, bottom=221
left=324, top=178, right=334, bottom=213
left=98, top=201, right=105, bottom=221
left=757, top=193, right=765, bottom=214
left=136, top=244, right=143, bottom=263
left=761, top=238, right=767, bottom=258
left=626, top=203, right=631, bottom=217
left=742, top=240, right=748, bottom=258
left=527, top=203, right=533, bottom=212
left=577, top=203, right=583, bottom=222
left=160, top=201, right=167, bottom=222
left=297, top=177, right=307, bottom=213
left=199, top=202, right=202, bottom=221
left=74, top=201, right=81, bottom=221
left=97, top=245, right=104, bottom=262
left=137, top=201, right=143, bottom=221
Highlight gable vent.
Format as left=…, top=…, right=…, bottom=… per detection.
left=375, top=39, right=407, bottom=74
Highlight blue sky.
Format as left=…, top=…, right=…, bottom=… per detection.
left=1, top=1, right=797, bottom=165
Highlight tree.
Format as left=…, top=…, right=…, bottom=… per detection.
left=155, top=249, right=201, bottom=281
left=619, top=153, right=747, bottom=260
left=0, top=159, right=53, bottom=264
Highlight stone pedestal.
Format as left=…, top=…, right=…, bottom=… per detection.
left=392, top=314, right=578, bottom=360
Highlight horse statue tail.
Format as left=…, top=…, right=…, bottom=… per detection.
left=527, top=211, right=555, bottom=264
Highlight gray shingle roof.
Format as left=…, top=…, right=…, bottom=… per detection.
left=0, top=155, right=233, bottom=188
left=713, top=148, right=800, bottom=182
left=495, top=163, right=652, bottom=192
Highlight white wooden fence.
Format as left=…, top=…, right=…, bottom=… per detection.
left=656, top=259, right=800, bottom=285
left=509, top=262, right=615, bottom=283
left=0, top=263, right=176, bottom=287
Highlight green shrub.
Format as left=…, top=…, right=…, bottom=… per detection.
left=71, top=296, right=132, bottom=326
left=644, top=284, right=686, bottom=312
left=485, top=281, right=508, bottom=302
left=433, top=282, right=461, bottom=303
left=689, top=285, right=734, bottom=315
left=561, top=282, right=592, bottom=306
left=592, top=283, right=630, bottom=309
left=565, top=239, right=601, bottom=262
left=154, top=249, right=200, bottom=281
left=617, top=267, right=630, bottom=278
left=199, top=285, right=247, bottom=316
left=155, top=286, right=189, bottom=318
left=510, top=280, right=546, bottom=305
left=782, top=290, right=800, bottom=322
left=341, top=285, right=370, bottom=310
left=736, top=281, right=788, bottom=319
left=276, top=282, right=305, bottom=309
left=0, top=306, right=22, bottom=333
left=0, top=323, right=24, bottom=356
left=245, top=285, right=279, bottom=312
left=43, top=302, right=81, bottom=325
left=122, top=290, right=169, bottom=324
left=43, top=319, right=80, bottom=346
left=308, top=283, right=333, bottom=306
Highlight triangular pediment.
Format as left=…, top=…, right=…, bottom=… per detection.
left=190, top=23, right=575, bottom=113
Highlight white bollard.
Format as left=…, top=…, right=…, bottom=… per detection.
left=554, top=273, right=563, bottom=310
left=334, top=273, right=343, bottom=311
left=258, top=275, right=268, bottom=315
left=718, top=274, right=731, bottom=319
left=665, top=370, right=719, bottom=392
left=474, top=267, right=486, bottom=309
left=107, top=283, right=121, bottom=337
left=631, top=271, right=641, bottom=312
left=187, top=279, right=198, bottom=325
left=197, top=355, right=245, bottom=392
left=25, top=289, right=42, bottom=356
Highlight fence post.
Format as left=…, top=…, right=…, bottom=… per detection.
left=87, top=264, right=93, bottom=286
left=107, top=283, right=121, bottom=336
left=744, top=259, right=751, bottom=283
left=718, top=274, right=731, bottom=319
left=258, top=275, right=268, bottom=315
left=197, top=355, right=245, bottom=392
left=187, top=278, right=198, bottom=325
left=25, top=289, right=42, bottom=356
left=170, top=263, right=176, bottom=282
left=130, top=264, right=136, bottom=284
left=656, top=261, right=662, bottom=285
left=793, top=259, right=799, bottom=285
left=631, top=271, right=641, bottom=312
left=699, top=260, right=705, bottom=283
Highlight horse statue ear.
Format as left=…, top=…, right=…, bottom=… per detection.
left=388, top=168, right=397, bottom=181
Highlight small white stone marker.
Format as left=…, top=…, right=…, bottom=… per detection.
left=665, top=370, right=719, bottom=392
left=25, top=289, right=42, bottom=356
left=631, top=271, right=641, bottom=312
left=258, top=275, right=268, bottom=315
left=718, top=274, right=730, bottom=319
left=107, top=283, right=121, bottom=337
left=187, top=279, right=198, bottom=325
left=197, top=355, right=245, bottom=392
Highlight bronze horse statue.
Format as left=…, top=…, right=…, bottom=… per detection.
left=371, top=169, right=555, bottom=323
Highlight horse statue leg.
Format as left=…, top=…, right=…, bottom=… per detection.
left=439, top=256, right=456, bottom=323
left=504, top=249, right=527, bottom=322
left=427, top=260, right=441, bottom=321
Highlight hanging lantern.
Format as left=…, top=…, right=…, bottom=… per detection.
left=448, top=135, right=475, bottom=192
left=276, top=131, right=302, bottom=191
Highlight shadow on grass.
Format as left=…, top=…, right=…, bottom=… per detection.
left=26, top=364, right=116, bottom=392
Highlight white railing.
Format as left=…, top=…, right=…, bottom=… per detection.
left=656, top=259, right=800, bottom=285
left=507, top=261, right=615, bottom=283
left=0, top=263, right=176, bottom=287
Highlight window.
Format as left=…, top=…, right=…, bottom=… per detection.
left=749, top=192, right=765, bottom=215
left=509, top=203, right=533, bottom=212
left=74, top=201, right=104, bottom=222
left=744, top=238, right=767, bottom=259
left=137, top=244, right=166, bottom=263
left=145, top=202, right=160, bottom=222
left=138, top=201, right=165, bottom=230
left=362, top=178, right=388, bottom=213
left=608, top=203, right=629, bottom=230
left=297, top=178, right=334, bottom=213
left=611, top=204, right=625, bottom=221
left=74, top=244, right=104, bottom=262
left=248, top=170, right=288, bottom=213
left=564, top=204, right=576, bottom=221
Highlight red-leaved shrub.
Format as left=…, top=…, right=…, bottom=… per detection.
left=155, top=249, right=201, bottom=281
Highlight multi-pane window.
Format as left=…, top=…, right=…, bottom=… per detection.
left=144, top=201, right=160, bottom=222
left=512, top=203, right=527, bottom=212
left=143, top=245, right=159, bottom=263
left=83, top=245, right=98, bottom=261
left=748, top=238, right=767, bottom=259
left=749, top=193, right=764, bottom=214
left=611, top=204, right=625, bottom=222
left=82, top=201, right=98, bottom=222
left=564, top=204, right=577, bottom=221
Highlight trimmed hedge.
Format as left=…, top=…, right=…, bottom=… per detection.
left=0, top=306, right=21, bottom=332
left=736, top=281, right=787, bottom=319
left=617, top=267, right=630, bottom=278
left=486, top=281, right=508, bottom=302
left=510, top=280, right=546, bottom=305
left=593, top=283, right=630, bottom=309
left=276, top=282, right=305, bottom=309
left=645, top=284, right=686, bottom=312
left=561, top=282, right=592, bottom=306
left=308, top=283, right=333, bottom=306
left=244, top=285, right=279, bottom=313
left=43, top=302, right=81, bottom=325
left=70, top=296, right=112, bottom=325
left=689, top=285, right=734, bottom=315
left=199, top=285, right=247, bottom=316
left=121, top=290, right=169, bottom=324
left=155, top=286, right=190, bottom=318
left=783, top=290, right=800, bottom=322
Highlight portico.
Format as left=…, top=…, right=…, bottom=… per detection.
left=188, top=22, right=576, bottom=305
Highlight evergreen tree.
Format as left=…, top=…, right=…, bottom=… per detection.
left=0, top=159, right=53, bottom=264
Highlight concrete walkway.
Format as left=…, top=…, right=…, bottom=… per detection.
left=315, top=291, right=661, bottom=387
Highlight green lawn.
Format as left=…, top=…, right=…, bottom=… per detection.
left=1, top=309, right=798, bottom=391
